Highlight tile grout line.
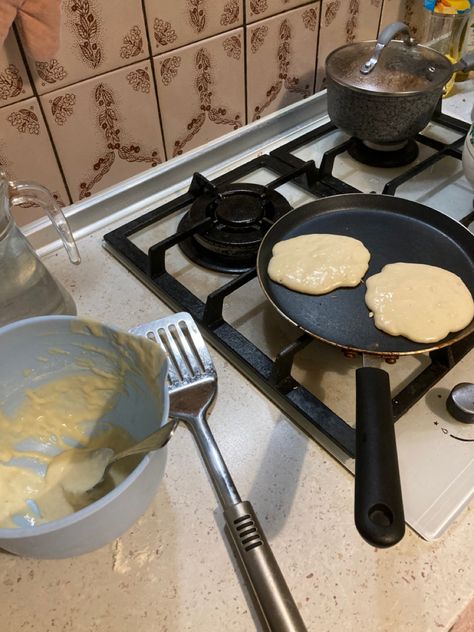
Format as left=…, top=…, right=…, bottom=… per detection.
left=313, top=0, right=323, bottom=95
left=148, top=0, right=315, bottom=60
left=0, top=39, right=34, bottom=110
left=246, top=0, right=315, bottom=27
left=143, top=1, right=316, bottom=62
left=376, top=0, right=386, bottom=36
left=243, top=0, right=248, bottom=124
left=154, top=21, right=249, bottom=56
left=246, top=0, right=322, bottom=120
left=140, top=0, right=168, bottom=162
left=30, top=53, right=157, bottom=99
left=12, top=24, right=73, bottom=206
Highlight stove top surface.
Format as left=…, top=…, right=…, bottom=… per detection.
left=103, top=106, right=474, bottom=542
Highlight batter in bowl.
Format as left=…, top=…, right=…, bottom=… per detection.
left=0, top=371, right=138, bottom=528
left=0, top=323, right=164, bottom=528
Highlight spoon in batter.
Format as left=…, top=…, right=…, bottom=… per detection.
left=48, top=418, right=178, bottom=497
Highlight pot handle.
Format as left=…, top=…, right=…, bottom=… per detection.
left=451, top=52, right=474, bottom=74
left=354, top=366, right=405, bottom=548
left=361, top=21, right=417, bottom=75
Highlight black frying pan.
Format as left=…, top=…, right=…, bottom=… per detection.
left=257, top=193, right=474, bottom=548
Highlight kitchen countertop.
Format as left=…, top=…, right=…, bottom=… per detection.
left=2, top=87, right=474, bottom=632
left=443, top=78, right=474, bottom=122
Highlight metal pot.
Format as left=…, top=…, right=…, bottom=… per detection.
left=325, top=21, right=474, bottom=148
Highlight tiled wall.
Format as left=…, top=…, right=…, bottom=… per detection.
left=0, top=0, right=418, bottom=223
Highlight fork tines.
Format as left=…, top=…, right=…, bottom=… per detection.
left=130, top=312, right=216, bottom=390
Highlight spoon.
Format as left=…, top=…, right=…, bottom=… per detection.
left=48, top=418, right=178, bottom=496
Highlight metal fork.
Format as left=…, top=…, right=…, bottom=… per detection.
left=130, top=312, right=307, bottom=632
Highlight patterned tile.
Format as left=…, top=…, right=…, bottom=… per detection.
left=247, top=4, right=319, bottom=122
left=315, top=0, right=384, bottom=91
left=24, top=0, right=149, bottom=95
left=0, top=32, right=33, bottom=107
left=379, top=0, right=428, bottom=39
left=246, top=0, right=314, bottom=23
left=154, top=29, right=245, bottom=158
left=41, top=61, right=165, bottom=202
left=145, top=0, right=243, bottom=54
left=0, top=97, right=70, bottom=224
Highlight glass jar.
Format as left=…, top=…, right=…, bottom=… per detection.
left=462, top=104, right=474, bottom=187
left=0, top=169, right=80, bottom=326
left=456, top=10, right=474, bottom=80
left=420, top=9, right=470, bottom=96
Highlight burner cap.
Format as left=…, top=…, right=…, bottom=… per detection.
left=214, top=194, right=263, bottom=226
left=348, top=138, right=419, bottom=167
left=178, top=176, right=292, bottom=273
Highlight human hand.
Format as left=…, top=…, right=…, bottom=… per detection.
left=0, top=0, right=61, bottom=61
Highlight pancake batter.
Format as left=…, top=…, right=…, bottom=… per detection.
left=0, top=322, right=165, bottom=529
left=267, top=234, right=371, bottom=295
left=365, top=262, right=474, bottom=343
left=0, top=372, right=138, bottom=528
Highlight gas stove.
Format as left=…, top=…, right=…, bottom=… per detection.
left=99, top=91, right=474, bottom=542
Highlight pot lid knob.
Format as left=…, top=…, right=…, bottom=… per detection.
left=361, top=21, right=417, bottom=75
left=446, top=383, right=474, bottom=424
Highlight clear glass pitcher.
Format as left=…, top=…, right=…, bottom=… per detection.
left=0, top=169, right=80, bottom=327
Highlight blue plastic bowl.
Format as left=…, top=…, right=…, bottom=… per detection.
left=0, top=316, right=169, bottom=558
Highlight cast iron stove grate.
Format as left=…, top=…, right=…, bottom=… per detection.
left=271, top=107, right=472, bottom=202
left=104, top=114, right=474, bottom=459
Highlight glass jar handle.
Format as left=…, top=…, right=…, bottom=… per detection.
left=9, top=180, right=80, bottom=265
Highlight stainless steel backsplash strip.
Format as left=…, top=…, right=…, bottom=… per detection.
left=26, top=91, right=330, bottom=256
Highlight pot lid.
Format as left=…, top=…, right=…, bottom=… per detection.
left=326, top=40, right=452, bottom=95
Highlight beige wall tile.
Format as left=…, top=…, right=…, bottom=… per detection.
left=379, top=0, right=404, bottom=28
left=154, top=29, right=245, bottom=158
left=0, top=31, right=33, bottom=107
left=315, top=0, right=384, bottom=91
left=145, top=0, right=243, bottom=54
left=41, top=61, right=165, bottom=202
left=247, top=4, right=319, bottom=122
left=24, top=0, right=149, bottom=95
left=379, top=0, right=428, bottom=39
left=246, top=0, right=314, bottom=23
left=0, top=97, right=70, bottom=224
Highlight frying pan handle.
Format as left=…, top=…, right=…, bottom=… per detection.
left=354, top=367, right=405, bottom=548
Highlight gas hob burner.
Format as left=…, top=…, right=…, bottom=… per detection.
left=178, top=172, right=292, bottom=273
left=348, top=138, right=419, bottom=168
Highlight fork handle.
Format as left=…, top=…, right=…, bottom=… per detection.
left=224, top=501, right=307, bottom=632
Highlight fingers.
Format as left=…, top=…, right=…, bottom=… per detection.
left=0, top=0, right=22, bottom=49
left=17, top=0, right=61, bottom=61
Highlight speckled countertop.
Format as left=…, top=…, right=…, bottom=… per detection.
left=2, top=85, right=474, bottom=632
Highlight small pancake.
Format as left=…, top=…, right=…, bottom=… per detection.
left=267, top=233, right=371, bottom=295
left=365, top=262, right=474, bottom=343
